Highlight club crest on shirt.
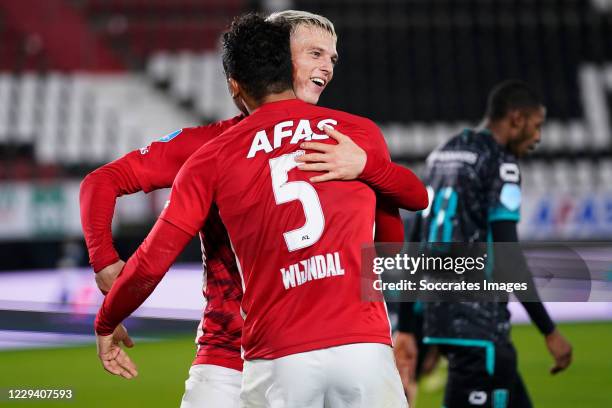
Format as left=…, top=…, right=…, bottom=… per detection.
left=158, top=129, right=183, bottom=143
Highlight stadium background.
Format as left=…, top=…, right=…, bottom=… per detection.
left=0, top=0, right=611, bottom=406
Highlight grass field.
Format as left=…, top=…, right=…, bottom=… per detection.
left=0, top=322, right=610, bottom=407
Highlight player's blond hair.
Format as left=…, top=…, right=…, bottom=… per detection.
left=267, top=10, right=337, bottom=39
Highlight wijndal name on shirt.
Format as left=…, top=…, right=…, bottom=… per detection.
left=247, top=118, right=338, bottom=158
left=280, top=251, right=345, bottom=290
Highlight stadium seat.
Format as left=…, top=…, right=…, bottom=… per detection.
left=598, top=160, right=612, bottom=188
left=567, top=120, right=587, bottom=152
left=0, top=74, right=11, bottom=141
left=575, top=160, right=596, bottom=192
left=540, top=120, right=563, bottom=153
left=528, top=161, right=550, bottom=191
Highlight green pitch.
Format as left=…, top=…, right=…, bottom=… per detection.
left=0, top=322, right=610, bottom=407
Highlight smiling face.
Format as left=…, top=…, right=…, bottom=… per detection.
left=290, top=24, right=338, bottom=105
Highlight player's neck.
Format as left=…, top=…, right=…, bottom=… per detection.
left=261, top=90, right=297, bottom=105
left=481, top=120, right=509, bottom=148
left=244, top=90, right=297, bottom=114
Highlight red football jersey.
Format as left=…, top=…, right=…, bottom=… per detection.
left=82, top=115, right=244, bottom=371
left=161, top=99, right=393, bottom=360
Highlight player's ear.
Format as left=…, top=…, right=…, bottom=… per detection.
left=509, top=110, right=526, bottom=130
left=228, top=77, right=240, bottom=99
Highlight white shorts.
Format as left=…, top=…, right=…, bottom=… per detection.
left=180, top=364, right=242, bottom=408
left=240, top=343, right=408, bottom=408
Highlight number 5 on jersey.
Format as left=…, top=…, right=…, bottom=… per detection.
left=269, top=151, right=325, bottom=251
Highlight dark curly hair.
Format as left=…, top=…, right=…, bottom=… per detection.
left=222, top=13, right=293, bottom=103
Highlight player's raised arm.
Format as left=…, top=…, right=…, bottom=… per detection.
left=79, top=123, right=241, bottom=293
left=297, top=125, right=428, bottom=211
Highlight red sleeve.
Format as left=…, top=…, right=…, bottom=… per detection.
left=358, top=122, right=428, bottom=211
left=374, top=196, right=405, bottom=257
left=79, top=158, right=141, bottom=272
left=79, top=117, right=241, bottom=273
left=94, top=218, right=192, bottom=335
left=374, top=198, right=405, bottom=243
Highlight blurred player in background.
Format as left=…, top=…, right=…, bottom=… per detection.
left=81, top=9, right=425, bottom=408
left=395, top=80, right=573, bottom=407
left=94, top=13, right=427, bottom=407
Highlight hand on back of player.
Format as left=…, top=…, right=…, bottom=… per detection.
left=96, top=324, right=138, bottom=379
left=545, top=328, right=572, bottom=374
left=296, top=126, right=367, bottom=183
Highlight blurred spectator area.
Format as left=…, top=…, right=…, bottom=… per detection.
left=299, top=0, right=612, bottom=123
left=0, top=72, right=202, bottom=171
left=0, top=0, right=245, bottom=176
left=0, top=0, right=124, bottom=72
left=74, top=0, right=243, bottom=67
left=0, top=0, right=244, bottom=71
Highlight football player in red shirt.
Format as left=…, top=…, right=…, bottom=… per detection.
left=94, top=14, right=426, bottom=407
left=81, top=12, right=344, bottom=407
